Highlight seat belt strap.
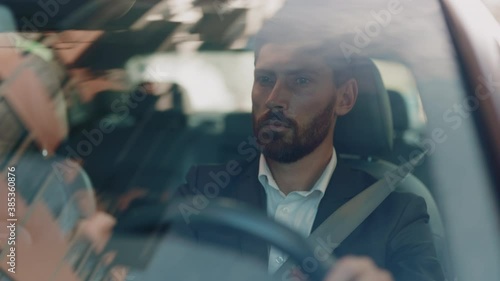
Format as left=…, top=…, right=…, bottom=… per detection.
left=274, top=153, right=425, bottom=279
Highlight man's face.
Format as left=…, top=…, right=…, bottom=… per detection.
left=252, top=43, right=339, bottom=163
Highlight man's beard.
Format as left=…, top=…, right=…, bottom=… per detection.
left=252, top=103, right=334, bottom=163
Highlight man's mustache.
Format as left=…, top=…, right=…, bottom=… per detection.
left=256, top=110, right=296, bottom=129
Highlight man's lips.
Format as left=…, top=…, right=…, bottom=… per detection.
left=262, top=119, right=291, bottom=128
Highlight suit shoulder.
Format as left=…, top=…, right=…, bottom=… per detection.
left=377, top=191, right=429, bottom=231
left=382, top=191, right=427, bottom=212
left=379, top=191, right=428, bottom=217
left=386, top=191, right=426, bottom=208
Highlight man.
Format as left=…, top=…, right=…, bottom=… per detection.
left=174, top=17, right=444, bottom=281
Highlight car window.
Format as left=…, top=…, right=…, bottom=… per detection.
left=0, top=1, right=499, bottom=281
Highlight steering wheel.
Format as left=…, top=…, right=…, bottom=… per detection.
left=113, top=197, right=334, bottom=281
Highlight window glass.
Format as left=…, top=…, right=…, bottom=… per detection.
left=0, top=1, right=498, bottom=281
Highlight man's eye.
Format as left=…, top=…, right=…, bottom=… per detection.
left=257, top=76, right=274, bottom=85
left=295, top=77, right=310, bottom=85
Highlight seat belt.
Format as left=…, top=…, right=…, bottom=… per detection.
left=274, top=153, right=426, bottom=279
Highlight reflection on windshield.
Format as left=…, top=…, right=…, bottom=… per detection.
left=0, top=0, right=472, bottom=280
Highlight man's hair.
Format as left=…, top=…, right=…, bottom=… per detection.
left=253, top=17, right=355, bottom=87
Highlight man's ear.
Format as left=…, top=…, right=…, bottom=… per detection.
left=335, top=78, right=358, bottom=116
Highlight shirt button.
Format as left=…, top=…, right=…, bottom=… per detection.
left=281, top=207, right=289, bottom=214
left=275, top=256, right=285, bottom=264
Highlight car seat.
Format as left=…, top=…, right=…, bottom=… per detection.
left=334, top=57, right=453, bottom=280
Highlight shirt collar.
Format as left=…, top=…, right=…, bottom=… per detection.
left=258, top=148, right=337, bottom=197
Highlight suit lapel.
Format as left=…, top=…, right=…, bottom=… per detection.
left=228, top=159, right=269, bottom=262
left=231, top=159, right=266, bottom=211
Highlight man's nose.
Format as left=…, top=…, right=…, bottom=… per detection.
left=265, top=79, right=289, bottom=111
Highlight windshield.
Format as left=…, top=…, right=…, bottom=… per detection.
left=0, top=1, right=499, bottom=281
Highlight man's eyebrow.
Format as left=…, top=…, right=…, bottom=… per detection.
left=254, top=68, right=320, bottom=75
left=254, top=69, right=274, bottom=75
left=285, top=69, right=320, bottom=76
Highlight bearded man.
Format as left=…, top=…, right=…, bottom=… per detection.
left=174, top=17, right=444, bottom=281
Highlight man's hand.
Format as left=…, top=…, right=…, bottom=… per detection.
left=77, top=211, right=116, bottom=252
left=324, top=256, right=393, bottom=281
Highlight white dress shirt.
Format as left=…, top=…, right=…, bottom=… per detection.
left=258, top=149, right=337, bottom=273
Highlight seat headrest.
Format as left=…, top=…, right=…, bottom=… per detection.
left=387, top=90, right=409, bottom=133
left=334, top=58, right=393, bottom=157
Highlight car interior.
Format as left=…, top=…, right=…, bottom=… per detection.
left=0, top=1, right=499, bottom=281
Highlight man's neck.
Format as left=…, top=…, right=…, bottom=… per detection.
left=266, top=139, right=333, bottom=195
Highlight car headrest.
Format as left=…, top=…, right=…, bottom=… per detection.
left=387, top=90, right=409, bottom=133
left=334, top=58, right=393, bottom=157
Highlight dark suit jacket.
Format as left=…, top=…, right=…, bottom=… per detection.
left=174, top=158, right=444, bottom=281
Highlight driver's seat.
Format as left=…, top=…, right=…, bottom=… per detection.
left=334, top=57, right=453, bottom=280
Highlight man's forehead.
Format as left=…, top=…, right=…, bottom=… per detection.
left=255, top=42, right=329, bottom=71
